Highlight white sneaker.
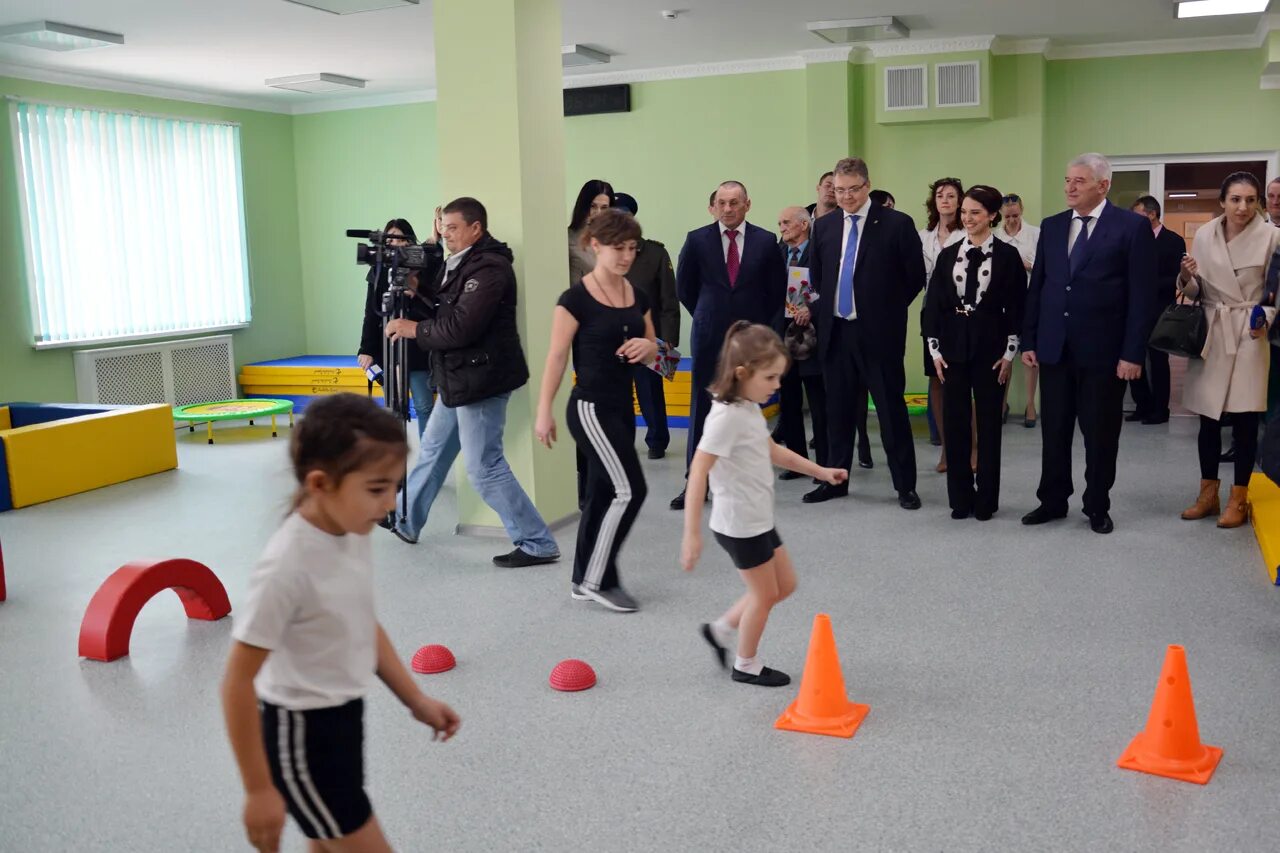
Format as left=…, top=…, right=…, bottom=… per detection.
left=570, top=584, right=591, bottom=601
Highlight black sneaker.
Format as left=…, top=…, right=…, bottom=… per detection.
left=570, top=584, right=591, bottom=601
left=380, top=516, right=418, bottom=544
left=647, top=447, right=665, bottom=460
left=732, top=666, right=791, bottom=687
left=492, top=548, right=559, bottom=568
left=583, top=585, right=638, bottom=612
left=700, top=623, right=728, bottom=669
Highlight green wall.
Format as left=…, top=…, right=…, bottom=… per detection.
left=0, top=77, right=305, bottom=402
left=4, top=44, right=1279, bottom=404
left=292, top=104, right=439, bottom=356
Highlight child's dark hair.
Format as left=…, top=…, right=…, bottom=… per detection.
left=289, top=394, right=407, bottom=507
left=708, top=321, right=790, bottom=404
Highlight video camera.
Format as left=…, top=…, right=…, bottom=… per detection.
left=347, top=229, right=435, bottom=276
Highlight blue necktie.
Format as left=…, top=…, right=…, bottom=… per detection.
left=837, top=214, right=859, bottom=317
left=1069, top=215, right=1093, bottom=276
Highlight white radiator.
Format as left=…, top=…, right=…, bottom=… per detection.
left=73, top=335, right=237, bottom=406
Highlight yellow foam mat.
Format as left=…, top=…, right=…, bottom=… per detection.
left=1, top=404, right=177, bottom=508
left=0, top=407, right=10, bottom=431
left=239, top=366, right=365, bottom=379
left=1250, top=472, right=1280, bottom=585
left=238, top=373, right=370, bottom=388
left=242, top=385, right=387, bottom=398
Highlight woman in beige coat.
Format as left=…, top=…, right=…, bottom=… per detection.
left=1177, top=171, right=1280, bottom=527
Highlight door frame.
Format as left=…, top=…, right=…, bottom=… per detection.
left=1107, top=150, right=1280, bottom=202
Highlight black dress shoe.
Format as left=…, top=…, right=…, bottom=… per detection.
left=1021, top=505, right=1068, bottom=525
left=898, top=490, right=921, bottom=510
left=647, top=447, right=665, bottom=460
left=950, top=507, right=971, bottom=520
left=1125, top=410, right=1147, bottom=422
left=858, top=457, right=874, bottom=469
left=731, top=666, right=791, bottom=687
left=1220, top=446, right=1237, bottom=463
left=493, top=548, right=559, bottom=567
left=1089, top=512, right=1114, bottom=534
left=974, top=509, right=994, bottom=521
left=669, top=489, right=686, bottom=510
left=803, top=483, right=848, bottom=503
left=1142, top=413, right=1169, bottom=425
left=778, top=470, right=805, bottom=481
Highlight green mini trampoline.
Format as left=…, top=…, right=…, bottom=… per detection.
left=172, top=399, right=294, bottom=445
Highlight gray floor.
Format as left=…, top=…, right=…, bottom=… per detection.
left=1, top=415, right=1278, bottom=852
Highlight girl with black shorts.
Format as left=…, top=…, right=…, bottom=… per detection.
left=680, top=322, right=847, bottom=686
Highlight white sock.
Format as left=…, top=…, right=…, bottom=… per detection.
left=711, top=619, right=734, bottom=647
left=734, top=655, right=763, bottom=675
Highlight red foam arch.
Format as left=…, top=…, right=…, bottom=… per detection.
left=78, top=558, right=231, bottom=662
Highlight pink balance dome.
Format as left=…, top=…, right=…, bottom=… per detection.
left=411, top=644, right=456, bottom=674
left=549, top=659, right=596, bottom=692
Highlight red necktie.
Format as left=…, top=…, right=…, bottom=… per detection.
left=725, top=229, right=740, bottom=287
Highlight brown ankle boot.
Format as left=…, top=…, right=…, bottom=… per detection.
left=1217, top=485, right=1250, bottom=528
left=1181, top=479, right=1220, bottom=520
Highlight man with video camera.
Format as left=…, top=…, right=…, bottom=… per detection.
left=357, top=216, right=442, bottom=436
left=383, top=197, right=560, bottom=567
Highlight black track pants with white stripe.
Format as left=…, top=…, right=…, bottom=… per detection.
left=566, top=396, right=647, bottom=591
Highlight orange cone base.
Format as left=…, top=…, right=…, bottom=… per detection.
left=1117, top=734, right=1223, bottom=784
left=775, top=699, right=870, bottom=739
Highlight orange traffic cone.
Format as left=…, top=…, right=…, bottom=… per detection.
left=775, top=614, right=870, bottom=738
left=1117, top=645, right=1222, bottom=784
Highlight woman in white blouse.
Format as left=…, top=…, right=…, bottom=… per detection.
left=919, top=177, right=965, bottom=472
left=1176, top=171, right=1280, bottom=529
left=921, top=185, right=1026, bottom=520
left=994, top=193, right=1041, bottom=427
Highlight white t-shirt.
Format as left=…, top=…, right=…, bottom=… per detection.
left=698, top=399, right=775, bottom=537
left=232, top=512, right=378, bottom=710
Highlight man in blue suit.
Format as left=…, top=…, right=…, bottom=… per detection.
left=670, top=180, right=786, bottom=509
left=1021, top=153, right=1156, bottom=534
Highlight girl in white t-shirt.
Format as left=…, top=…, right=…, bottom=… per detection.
left=222, top=394, right=460, bottom=853
left=681, top=322, right=848, bottom=687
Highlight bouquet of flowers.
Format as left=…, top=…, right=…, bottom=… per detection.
left=648, top=339, right=681, bottom=380
left=785, top=266, right=818, bottom=317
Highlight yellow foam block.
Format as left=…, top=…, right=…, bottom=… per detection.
left=1, top=404, right=177, bottom=509
left=242, top=385, right=388, bottom=398
left=1250, top=472, right=1280, bottom=585
left=239, top=366, right=366, bottom=379
left=0, top=407, right=10, bottom=431
left=238, top=371, right=370, bottom=388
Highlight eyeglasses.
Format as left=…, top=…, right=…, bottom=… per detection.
left=833, top=183, right=869, bottom=197
left=1002, top=194, right=1022, bottom=204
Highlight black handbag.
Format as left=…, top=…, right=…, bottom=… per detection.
left=1148, top=294, right=1207, bottom=359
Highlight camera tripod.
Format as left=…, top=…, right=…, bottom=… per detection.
left=371, top=256, right=415, bottom=530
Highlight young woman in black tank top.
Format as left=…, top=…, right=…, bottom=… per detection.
left=535, top=210, right=659, bottom=612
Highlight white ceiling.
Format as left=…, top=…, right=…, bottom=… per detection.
left=0, top=1, right=1275, bottom=112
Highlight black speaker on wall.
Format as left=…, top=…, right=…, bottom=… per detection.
left=563, top=85, right=631, bottom=117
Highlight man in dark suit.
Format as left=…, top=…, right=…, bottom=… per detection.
left=671, top=180, right=786, bottom=509
left=1126, top=195, right=1185, bottom=425
left=613, top=192, right=680, bottom=459
left=806, top=157, right=925, bottom=509
left=1022, top=153, right=1156, bottom=534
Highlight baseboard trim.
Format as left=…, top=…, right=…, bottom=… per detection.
left=455, top=511, right=580, bottom=539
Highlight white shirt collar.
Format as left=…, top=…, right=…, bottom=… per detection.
left=719, top=221, right=747, bottom=237
left=963, top=233, right=995, bottom=252
left=843, top=198, right=872, bottom=221
left=445, top=245, right=471, bottom=269
left=1072, top=199, right=1107, bottom=222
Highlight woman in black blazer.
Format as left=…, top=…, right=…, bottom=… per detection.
left=921, top=185, right=1025, bottom=520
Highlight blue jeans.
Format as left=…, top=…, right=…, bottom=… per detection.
left=409, top=369, right=435, bottom=439
left=396, top=392, right=559, bottom=557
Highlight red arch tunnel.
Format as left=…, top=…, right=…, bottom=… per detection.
left=79, top=558, right=231, bottom=662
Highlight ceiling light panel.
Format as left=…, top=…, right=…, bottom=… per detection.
left=282, top=0, right=419, bottom=14
left=1174, top=1, right=1270, bottom=19
left=266, top=73, right=367, bottom=93
left=0, top=21, right=124, bottom=51
left=807, top=17, right=909, bottom=44
left=561, top=45, right=610, bottom=67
